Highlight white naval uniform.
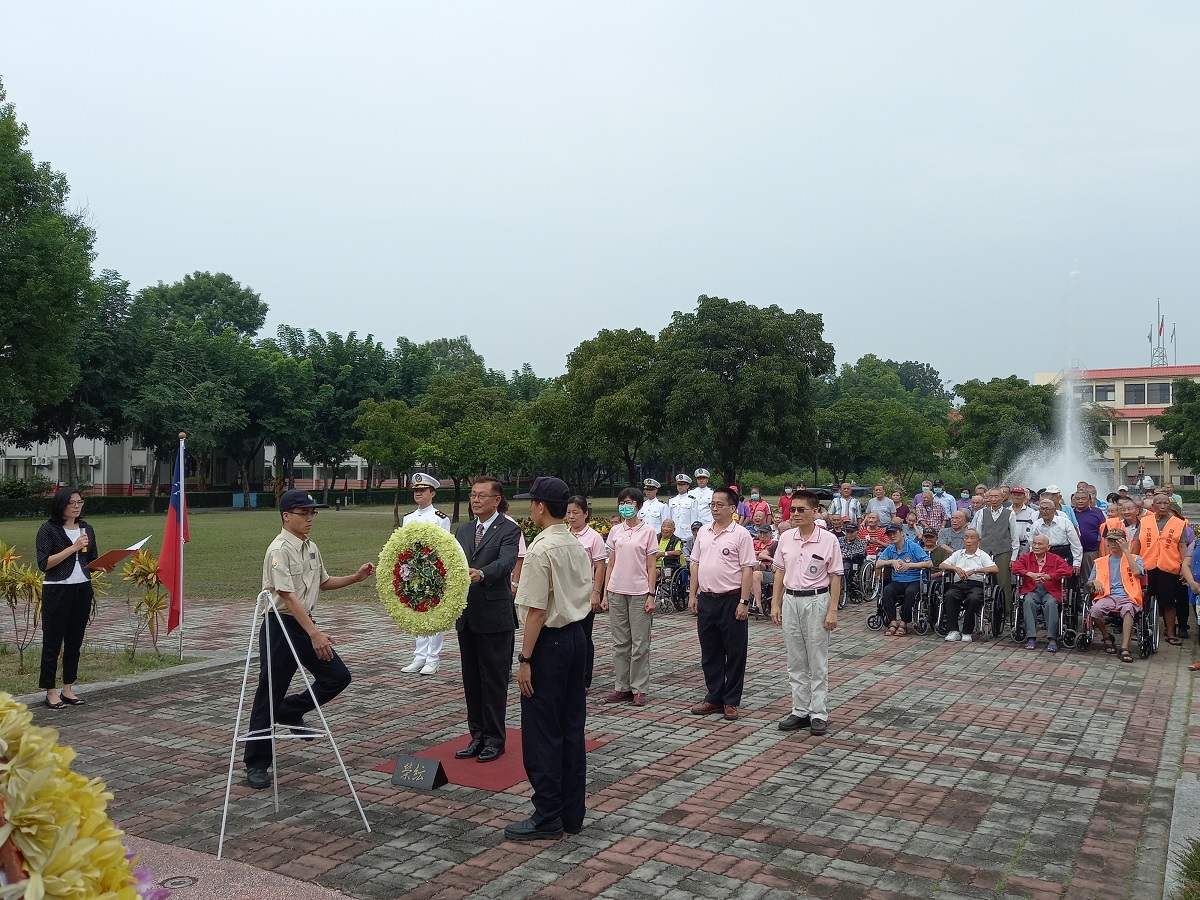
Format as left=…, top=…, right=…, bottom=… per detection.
left=668, top=491, right=699, bottom=534
left=404, top=504, right=453, bottom=663
left=691, top=485, right=714, bottom=525
left=639, top=497, right=669, bottom=535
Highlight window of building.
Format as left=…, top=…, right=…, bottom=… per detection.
left=1181, top=475, right=1196, bottom=487
left=1147, top=383, right=1171, bottom=404
left=1095, top=384, right=1116, bottom=402
left=1124, top=383, right=1146, bottom=404
left=1075, top=385, right=1094, bottom=403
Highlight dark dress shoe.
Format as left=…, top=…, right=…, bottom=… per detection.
left=246, top=768, right=272, bottom=790
left=59, top=694, right=85, bottom=705
left=44, top=698, right=66, bottom=710
left=690, top=701, right=722, bottom=715
left=504, top=817, right=564, bottom=841
left=477, top=745, right=505, bottom=763
left=777, top=714, right=811, bottom=732
left=455, top=738, right=484, bottom=759
left=277, top=714, right=316, bottom=742
left=810, top=718, right=828, bottom=736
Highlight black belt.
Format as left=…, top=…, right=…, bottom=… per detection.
left=698, top=590, right=740, bottom=600
left=786, top=586, right=830, bottom=597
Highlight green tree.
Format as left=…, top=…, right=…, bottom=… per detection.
left=886, top=359, right=954, bottom=404
left=873, top=398, right=949, bottom=483
left=136, top=271, right=267, bottom=338
left=416, top=367, right=527, bottom=520
left=954, top=377, right=1057, bottom=479
left=276, top=328, right=390, bottom=501
left=658, top=295, right=834, bottom=484
left=354, top=399, right=435, bottom=525
left=1152, top=380, right=1200, bottom=474
left=562, top=329, right=658, bottom=486
left=15, top=271, right=142, bottom=481
left=526, top=383, right=613, bottom=491
left=0, top=79, right=99, bottom=435
left=814, top=399, right=883, bottom=484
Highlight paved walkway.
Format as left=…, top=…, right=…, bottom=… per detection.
left=27, top=597, right=1196, bottom=900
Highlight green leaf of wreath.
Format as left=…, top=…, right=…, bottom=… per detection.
left=377, top=521, right=469, bottom=636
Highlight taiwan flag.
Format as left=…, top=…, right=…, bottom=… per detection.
left=160, top=443, right=190, bottom=634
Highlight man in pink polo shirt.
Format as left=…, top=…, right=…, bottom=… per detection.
left=687, top=486, right=756, bottom=721
left=771, top=489, right=842, bottom=736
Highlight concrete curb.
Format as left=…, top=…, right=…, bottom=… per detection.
left=14, top=652, right=244, bottom=707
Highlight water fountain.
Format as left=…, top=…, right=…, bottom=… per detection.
left=1005, top=376, right=1109, bottom=495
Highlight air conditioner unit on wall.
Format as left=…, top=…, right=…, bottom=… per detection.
left=88, top=456, right=102, bottom=466
left=34, top=456, right=50, bottom=467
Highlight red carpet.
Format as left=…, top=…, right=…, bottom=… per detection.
left=374, top=728, right=604, bottom=792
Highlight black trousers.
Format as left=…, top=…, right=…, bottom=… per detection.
left=1149, top=568, right=1188, bottom=624
left=697, top=592, right=748, bottom=707
left=244, top=613, right=351, bottom=770
left=459, top=625, right=515, bottom=749
left=521, top=621, right=587, bottom=832
left=881, top=580, right=920, bottom=624
left=40, top=581, right=94, bottom=690
left=942, top=581, right=985, bottom=633
left=581, top=610, right=596, bottom=689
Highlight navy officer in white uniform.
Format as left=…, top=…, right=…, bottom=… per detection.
left=402, top=472, right=453, bottom=675
left=692, top=468, right=715, bottom=525
left=638, top=478, right=669, bottom=535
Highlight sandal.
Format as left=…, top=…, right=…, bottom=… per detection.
left=1103, top=638, right=1117, bottom=655
left=1119, top=649, right=1134, bottom=663
left=895, top=624, right=907, bottom=637
left=1189, top=662, right=1200, bottom=672
left=1168, top=636, right=1183, bottom=646
left=884, top=625, right=899, bottom=637
left=1047, top=642, right=1059, bottom=654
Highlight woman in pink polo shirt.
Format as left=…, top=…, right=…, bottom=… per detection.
left=566, top=495, right=608, bottom=694
left=602, top=487, right=660, bottom=707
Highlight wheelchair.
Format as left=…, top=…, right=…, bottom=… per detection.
left=1076, top=584, right=1159, bottom=659
left=858, top=554, right=883, bottom=606
left=843, top=556, right=868, bottom=605
left=654, top=564, right=689, bottom=612
left=935, top=572, right=1002, bottom=639
left=866, top=568, right=934, bottom=635
left=1011, top=575, right=1084, bottom=648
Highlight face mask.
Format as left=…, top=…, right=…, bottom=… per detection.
left=961, top=492, right=969, bottom=499
left=933, top=488, right=942, bottom=495
left=751, top=493, right=760, bottom=500
left=618, top=504, right=636, bottom=519
left=784, top=488, right=793, bottom=494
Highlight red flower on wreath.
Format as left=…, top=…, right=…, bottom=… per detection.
left=389, top=541, right=446, bottom=613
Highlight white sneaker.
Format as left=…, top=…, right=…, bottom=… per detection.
left=401, top=658, right=426, bottom=674
left=960, top=634, right=973, bottom=643
left=420, top=661, right=439, bottom=675
left=944, top=631, right=961, bottom=642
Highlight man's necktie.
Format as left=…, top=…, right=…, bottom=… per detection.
left=475, top=522, right=484, bottom=549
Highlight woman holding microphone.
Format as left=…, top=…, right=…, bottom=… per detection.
left=36, top=487, right=100, bottom=709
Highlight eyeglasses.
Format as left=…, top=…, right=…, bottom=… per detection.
left=286, top=510, right=318, bottom=519
left=68, top=499, right=85, bottom=506
left=469, top=492, right=499, bottom=501
left=709, top=501, right=729, bottom=509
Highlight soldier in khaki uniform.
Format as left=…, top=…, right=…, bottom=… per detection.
left=505, top=477, right=594, bottom=841
left=244, top=490, right=376, bottom=790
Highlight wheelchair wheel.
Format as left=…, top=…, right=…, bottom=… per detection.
left=866, top=613, right=884, bottom=631
left=670, top=568, right=689, bottom=612
left=989, top=590, right=1006, bottom=640
left=929, top=582, right=949, bottom=635
left=913, top=611, right=930, bottom=636
left=1076, top=632, right=1091, bottom=651
left=1012, top=623, right=1026, bottom=643
left=1060, top=628, right=1077, bottom=649
left=655, top=572, right=672, bottom=612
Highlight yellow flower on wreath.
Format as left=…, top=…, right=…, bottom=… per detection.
left=0, top=692, right=144, bottom=899
left=376, top=520, right=469, bottom=637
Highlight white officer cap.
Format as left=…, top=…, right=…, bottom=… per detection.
left=643, top=478, right=661, bottom=489
left=675, top=473, right=692, bottom=484
left=411, top=473, right=440, bottom=489
left=694, top=468, right=710, bottom=478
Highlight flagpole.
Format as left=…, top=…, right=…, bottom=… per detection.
left=177, top=432, right=187, bottom=662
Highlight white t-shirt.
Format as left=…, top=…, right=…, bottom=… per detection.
left=943, top=548, right=996, bottom=583
left=47, top=527, right=89, bottom=585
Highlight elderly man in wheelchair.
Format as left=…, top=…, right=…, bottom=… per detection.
left=1012, top=534, right=1074, bottom=653
left=938, top=527, right=998, bottom=643
left=1085, top=527, right=1146, bottom=663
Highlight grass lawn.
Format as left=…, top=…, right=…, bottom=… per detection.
left=0, top=499, right=622, bottom=601
left=0, top=646, right=194, bottom=697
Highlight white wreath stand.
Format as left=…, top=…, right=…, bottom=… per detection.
left=217, top=590, right=371, bottom=858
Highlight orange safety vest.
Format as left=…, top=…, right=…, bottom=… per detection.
left=1099, top=516, right=1123, bottom=537
left=1091, top=552, right=1144, bottom=608
left=1139, top=513, right=1187, bottom=573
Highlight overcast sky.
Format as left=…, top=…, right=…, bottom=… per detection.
left=3, top=3, right=1197, bottom=388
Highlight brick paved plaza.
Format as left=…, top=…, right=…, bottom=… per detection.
left=29, top=596, right=1197, bottom=900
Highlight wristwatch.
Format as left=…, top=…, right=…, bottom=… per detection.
left=517, top=653, right=533, bottom=664
left=738, top=598, right=749, bottom=606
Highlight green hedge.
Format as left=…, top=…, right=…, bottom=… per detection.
left=1181, top=490, right=1200, bottom=504
left=0, top=491, right=281, bottom=519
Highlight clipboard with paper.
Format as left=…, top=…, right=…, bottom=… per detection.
left=87, top=535, right=152, bottom=571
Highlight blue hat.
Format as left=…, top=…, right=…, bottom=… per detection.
left=280, top=490, right=328, bottom=512
left=514, top=476, right=571, bottom=503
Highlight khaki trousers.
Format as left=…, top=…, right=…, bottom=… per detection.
left=608, top=592, right=652, bottom=693
left=782, top=592, right=831, bottom=721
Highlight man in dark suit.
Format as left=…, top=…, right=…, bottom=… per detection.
left=454, top=474, right=522, bottom=763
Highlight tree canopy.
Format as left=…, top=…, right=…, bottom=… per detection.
left=1153, top=380, right=1200, bottom=474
